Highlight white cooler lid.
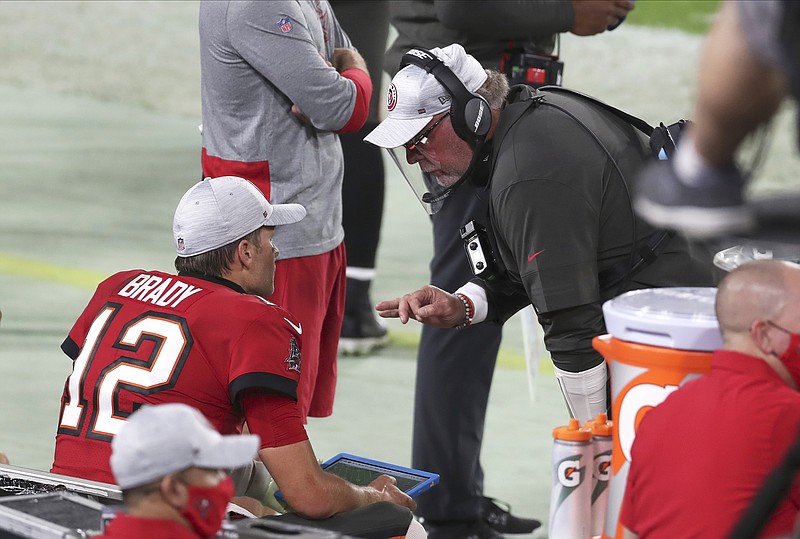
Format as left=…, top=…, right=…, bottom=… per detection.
left=602, top=287, right=722, bottom=351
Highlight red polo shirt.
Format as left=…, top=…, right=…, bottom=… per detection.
left=95, top=514, right=201, bottom=539
left=621, top=349, right=800, bottom=538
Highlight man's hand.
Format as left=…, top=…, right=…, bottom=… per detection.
left=291, top=105, right=312, bottom=126
left=376, top=285, right=467, bottom=328
left=368, top=475, right=416, bottom=510
left=333, top=47, right=368, bottom=73
left=291, top=49, right=368, bottom=126
left=571, top=0, right=635, bottom=36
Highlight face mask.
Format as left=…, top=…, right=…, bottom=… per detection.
left=768, top=321, right=800, bottom=388
left=179, top=475, right=234, bottom=538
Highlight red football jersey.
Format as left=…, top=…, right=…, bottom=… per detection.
left=51, top=270, right=303, bottom=484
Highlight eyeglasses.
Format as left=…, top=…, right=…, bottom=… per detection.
left=767, top=320, right=794, bottom=335
left=404, top=112, right=450, bottom=151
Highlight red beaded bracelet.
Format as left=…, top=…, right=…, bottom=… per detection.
left=453, top=292, right=474, bottom=329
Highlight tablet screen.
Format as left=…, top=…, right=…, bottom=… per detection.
left=273, top=453, right=439, bottom=505
left=323, top=457, right=430, bottom=492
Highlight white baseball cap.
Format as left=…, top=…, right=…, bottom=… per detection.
left=173, top=176, right=306, bottom=257
left=364, top=44, right=488, bottom=149
left=110, top=403, right=260, bottom=490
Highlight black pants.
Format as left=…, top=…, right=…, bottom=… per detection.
left=331, top=1, right=389, bottom=271
left=249, top=502, right=413, bottom=539
left=412, top=185, right=503, bottom=523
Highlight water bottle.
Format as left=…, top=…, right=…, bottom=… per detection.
left=549, top=418, right=592, bottom=539
left=585, top=413, right=613, bottom=537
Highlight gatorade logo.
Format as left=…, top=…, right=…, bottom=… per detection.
left=554, top=456, right=586, bottom=511
left=604, top=341, right=711, bottom=475
left=591, top=450, right=612, bottom=504
left=557, top=458, right=585, bottom=488
left=617, top=382, right=679, bottom=464
left=593, top=452, right=612, bottom=481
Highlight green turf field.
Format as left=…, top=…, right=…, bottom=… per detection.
left=628, top=0, right=721, bottom=35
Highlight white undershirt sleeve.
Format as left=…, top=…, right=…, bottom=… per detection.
left=454, top=282, right=489, bottom=324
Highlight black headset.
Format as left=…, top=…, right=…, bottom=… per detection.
left=400, top=48, right=492, bottom=147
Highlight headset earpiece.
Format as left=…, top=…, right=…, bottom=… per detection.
left=464, top=97, right=491, bottom=138
left=400, top=48, right=491, bottom=145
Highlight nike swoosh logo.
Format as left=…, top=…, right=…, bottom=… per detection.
left=284, top=318, right=302, bottom=335
left=527, top=249, right=545, bottom=263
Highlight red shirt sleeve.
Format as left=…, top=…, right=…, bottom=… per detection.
left=227, top=307, right=302, bottom=402
left=336, top=67, right=373, bottom=134
left=240, top=392, right=309, bottom=449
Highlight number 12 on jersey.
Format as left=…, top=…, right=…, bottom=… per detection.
left=58, top=302, right=192, bottom=441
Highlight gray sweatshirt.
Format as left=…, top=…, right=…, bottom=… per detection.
left=200, top=0, right=356, bottom=258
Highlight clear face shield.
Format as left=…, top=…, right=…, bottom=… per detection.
left=385, top=146, right=446, bottom=215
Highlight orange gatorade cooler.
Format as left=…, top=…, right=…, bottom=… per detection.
left=592, top=287, right=721, bottom=539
